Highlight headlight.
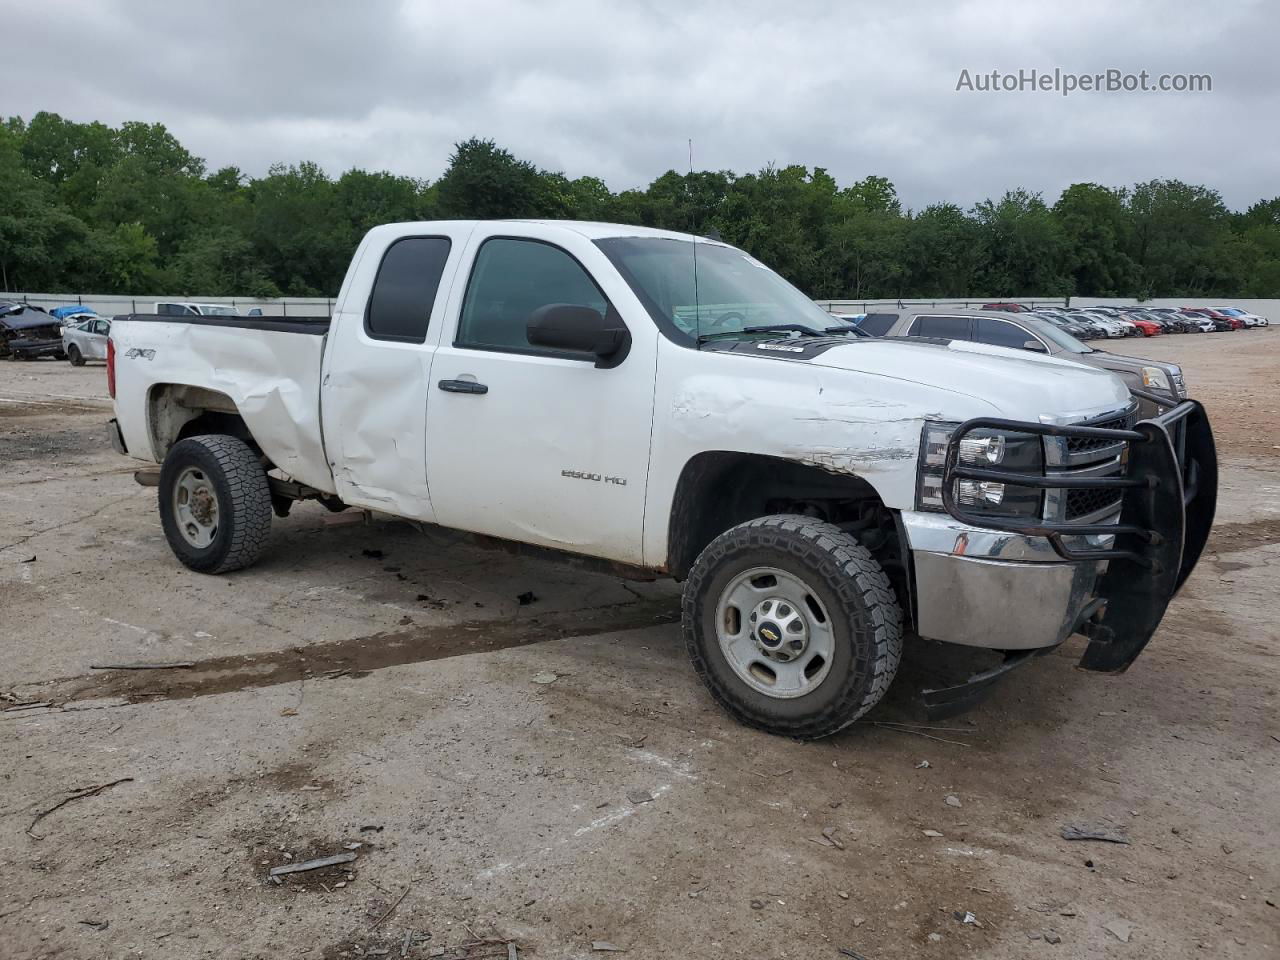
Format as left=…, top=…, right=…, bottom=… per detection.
left=1141, top=366, right=1171, bottom=391
left=916, top=422, right=1044, bottom=518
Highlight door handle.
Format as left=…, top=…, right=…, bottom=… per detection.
left=438, top=379, right=488, bottom=395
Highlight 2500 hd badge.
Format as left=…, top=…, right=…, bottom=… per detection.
left=562, top=469, right=627, bottom=485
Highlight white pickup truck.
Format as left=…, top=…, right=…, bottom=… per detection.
left=106, top=220, right=1217, bottom=737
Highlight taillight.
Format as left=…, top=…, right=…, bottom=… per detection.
left=107, top=338, right=116, bottom=399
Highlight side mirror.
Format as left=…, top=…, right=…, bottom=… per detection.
left=527, top=303, right=630, bottom=368
left=1023, top=340, right=1049, bottom=353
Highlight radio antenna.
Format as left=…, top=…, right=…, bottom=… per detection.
left=689, top=138, right=701, bottom=344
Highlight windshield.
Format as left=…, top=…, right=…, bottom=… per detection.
left=595, top=237, right=836, bottom=344
left=1033, top=319, right=1091, bottom=353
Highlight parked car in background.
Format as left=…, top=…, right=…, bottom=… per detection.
left=1180, top=312, right=1217, bottom=333
left=0, top=304, right=66, bottom=360
left=1134, top=309, right=1189, bottom=334
left=1086, top=308, right=1144, bottom=337
left=1059, top=313, right=1111, bottom=340
left=1074, top=310, right=1130, bottom=338
left=1119, top=313, right=1162, bottom=337
left=1029, top=311, right=1091, bottom=339
left=1147, top=308, right=1213, bottom=333
left=49, top=304, right=99, bottom=326
left=1182, top=308, right=1238, bottom=331
left=155, top=302, right=242, bottom=317
left=1213, top=307, right=1268, bottom=328
left=859, top=307, right=1185, bottom=416
left=62, top=315, right=112, bottom=365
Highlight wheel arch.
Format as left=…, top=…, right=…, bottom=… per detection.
left=148, top=384, right=263, bottom=463
left=666, top=451, right=897, bottom=563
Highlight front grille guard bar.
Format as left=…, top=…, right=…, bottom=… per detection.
left=941, top=400, right=1200, bottom=564
left=931, top=394, right=1216, bottom=684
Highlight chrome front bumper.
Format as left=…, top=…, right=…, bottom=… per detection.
left=902, top=511, right=1104, bottom=650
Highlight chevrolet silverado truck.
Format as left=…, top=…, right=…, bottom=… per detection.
left=105, top=220, right=1217, bottom=738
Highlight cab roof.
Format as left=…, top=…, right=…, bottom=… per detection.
left=378, top=219, right=719, bottom=244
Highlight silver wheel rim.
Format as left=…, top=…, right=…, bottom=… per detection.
left=172, top=466, right=219, bottom=548
left=714, top=565, right=835, bottom=699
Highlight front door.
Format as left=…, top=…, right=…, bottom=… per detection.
left=424, top=231, right=655, bottom=565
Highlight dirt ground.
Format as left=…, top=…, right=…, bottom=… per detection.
left=1, top=331, right=1277, bottom=960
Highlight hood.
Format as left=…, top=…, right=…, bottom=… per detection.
left=0, top=309, right=63, bottom=333
left=801, top=336, right=1133, bottom=421
left=1081, top=349, right=1179, bottom=377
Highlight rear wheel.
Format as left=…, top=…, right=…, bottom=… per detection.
left=67, top=344, right=84, bottom=366
left=158, top=434, right=272, bottom=573
left=682, top=515, right=903, bottom=739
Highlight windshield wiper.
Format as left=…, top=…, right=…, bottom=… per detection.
left=743, top=323, right=828, bottom=336
left=697, top=322, right=866, bottom=345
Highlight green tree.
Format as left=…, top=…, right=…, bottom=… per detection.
left=902, top=204, right=983, bottom=297
left=435, top=138, right=559, bottom=219
left=1127, top=179, right=1231, bottom=296
left=248, top=162, right=346, bottom=295
left=1053, top=183, right=1136, bottom=296
left=972, top=189, right=1068, bottom=296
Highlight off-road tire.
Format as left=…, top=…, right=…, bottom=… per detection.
left=67, top=344, right=84, bottom=366
left=682, top=515, right=903, bottom=739
left=159, top=434, right=272, bottom=573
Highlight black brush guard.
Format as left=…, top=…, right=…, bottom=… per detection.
left=939, top=390, right=1217, bottom=675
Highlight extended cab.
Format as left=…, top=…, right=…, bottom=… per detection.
left=106, top=221, right=1217, bottom=738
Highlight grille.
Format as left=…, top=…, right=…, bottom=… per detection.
left=1065, top=413, right=1130, bottom=454
left=1066, top=486, right=1123, bottom=520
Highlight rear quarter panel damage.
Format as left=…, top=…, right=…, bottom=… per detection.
left=111, top=320, right=335, bottom=493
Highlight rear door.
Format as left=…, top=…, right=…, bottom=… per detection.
left=321, top=227, right=472, bottom=520
left=422, top=227, right=656, bottom=565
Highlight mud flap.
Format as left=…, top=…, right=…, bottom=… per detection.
left=1078, top=403, right=1217, bottom=672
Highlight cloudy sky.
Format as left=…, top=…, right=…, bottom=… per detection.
left=3, top=0, right=1276, bottom=210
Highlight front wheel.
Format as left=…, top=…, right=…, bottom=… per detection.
left=67, top=344, right=84, bottom=366
left=159, top=434, right=272, bottom=573
left=682, top=515, right=903, bottom=739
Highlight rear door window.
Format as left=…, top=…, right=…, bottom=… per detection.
left=365, top=237, right=452, bottom=343
left=909, top=315, right=973, bottom=340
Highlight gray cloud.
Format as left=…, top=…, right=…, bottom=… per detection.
left=3, top=0, right=1276, bottom=209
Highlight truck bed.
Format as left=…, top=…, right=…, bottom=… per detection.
left=110, top=313, right=337, bottom=493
